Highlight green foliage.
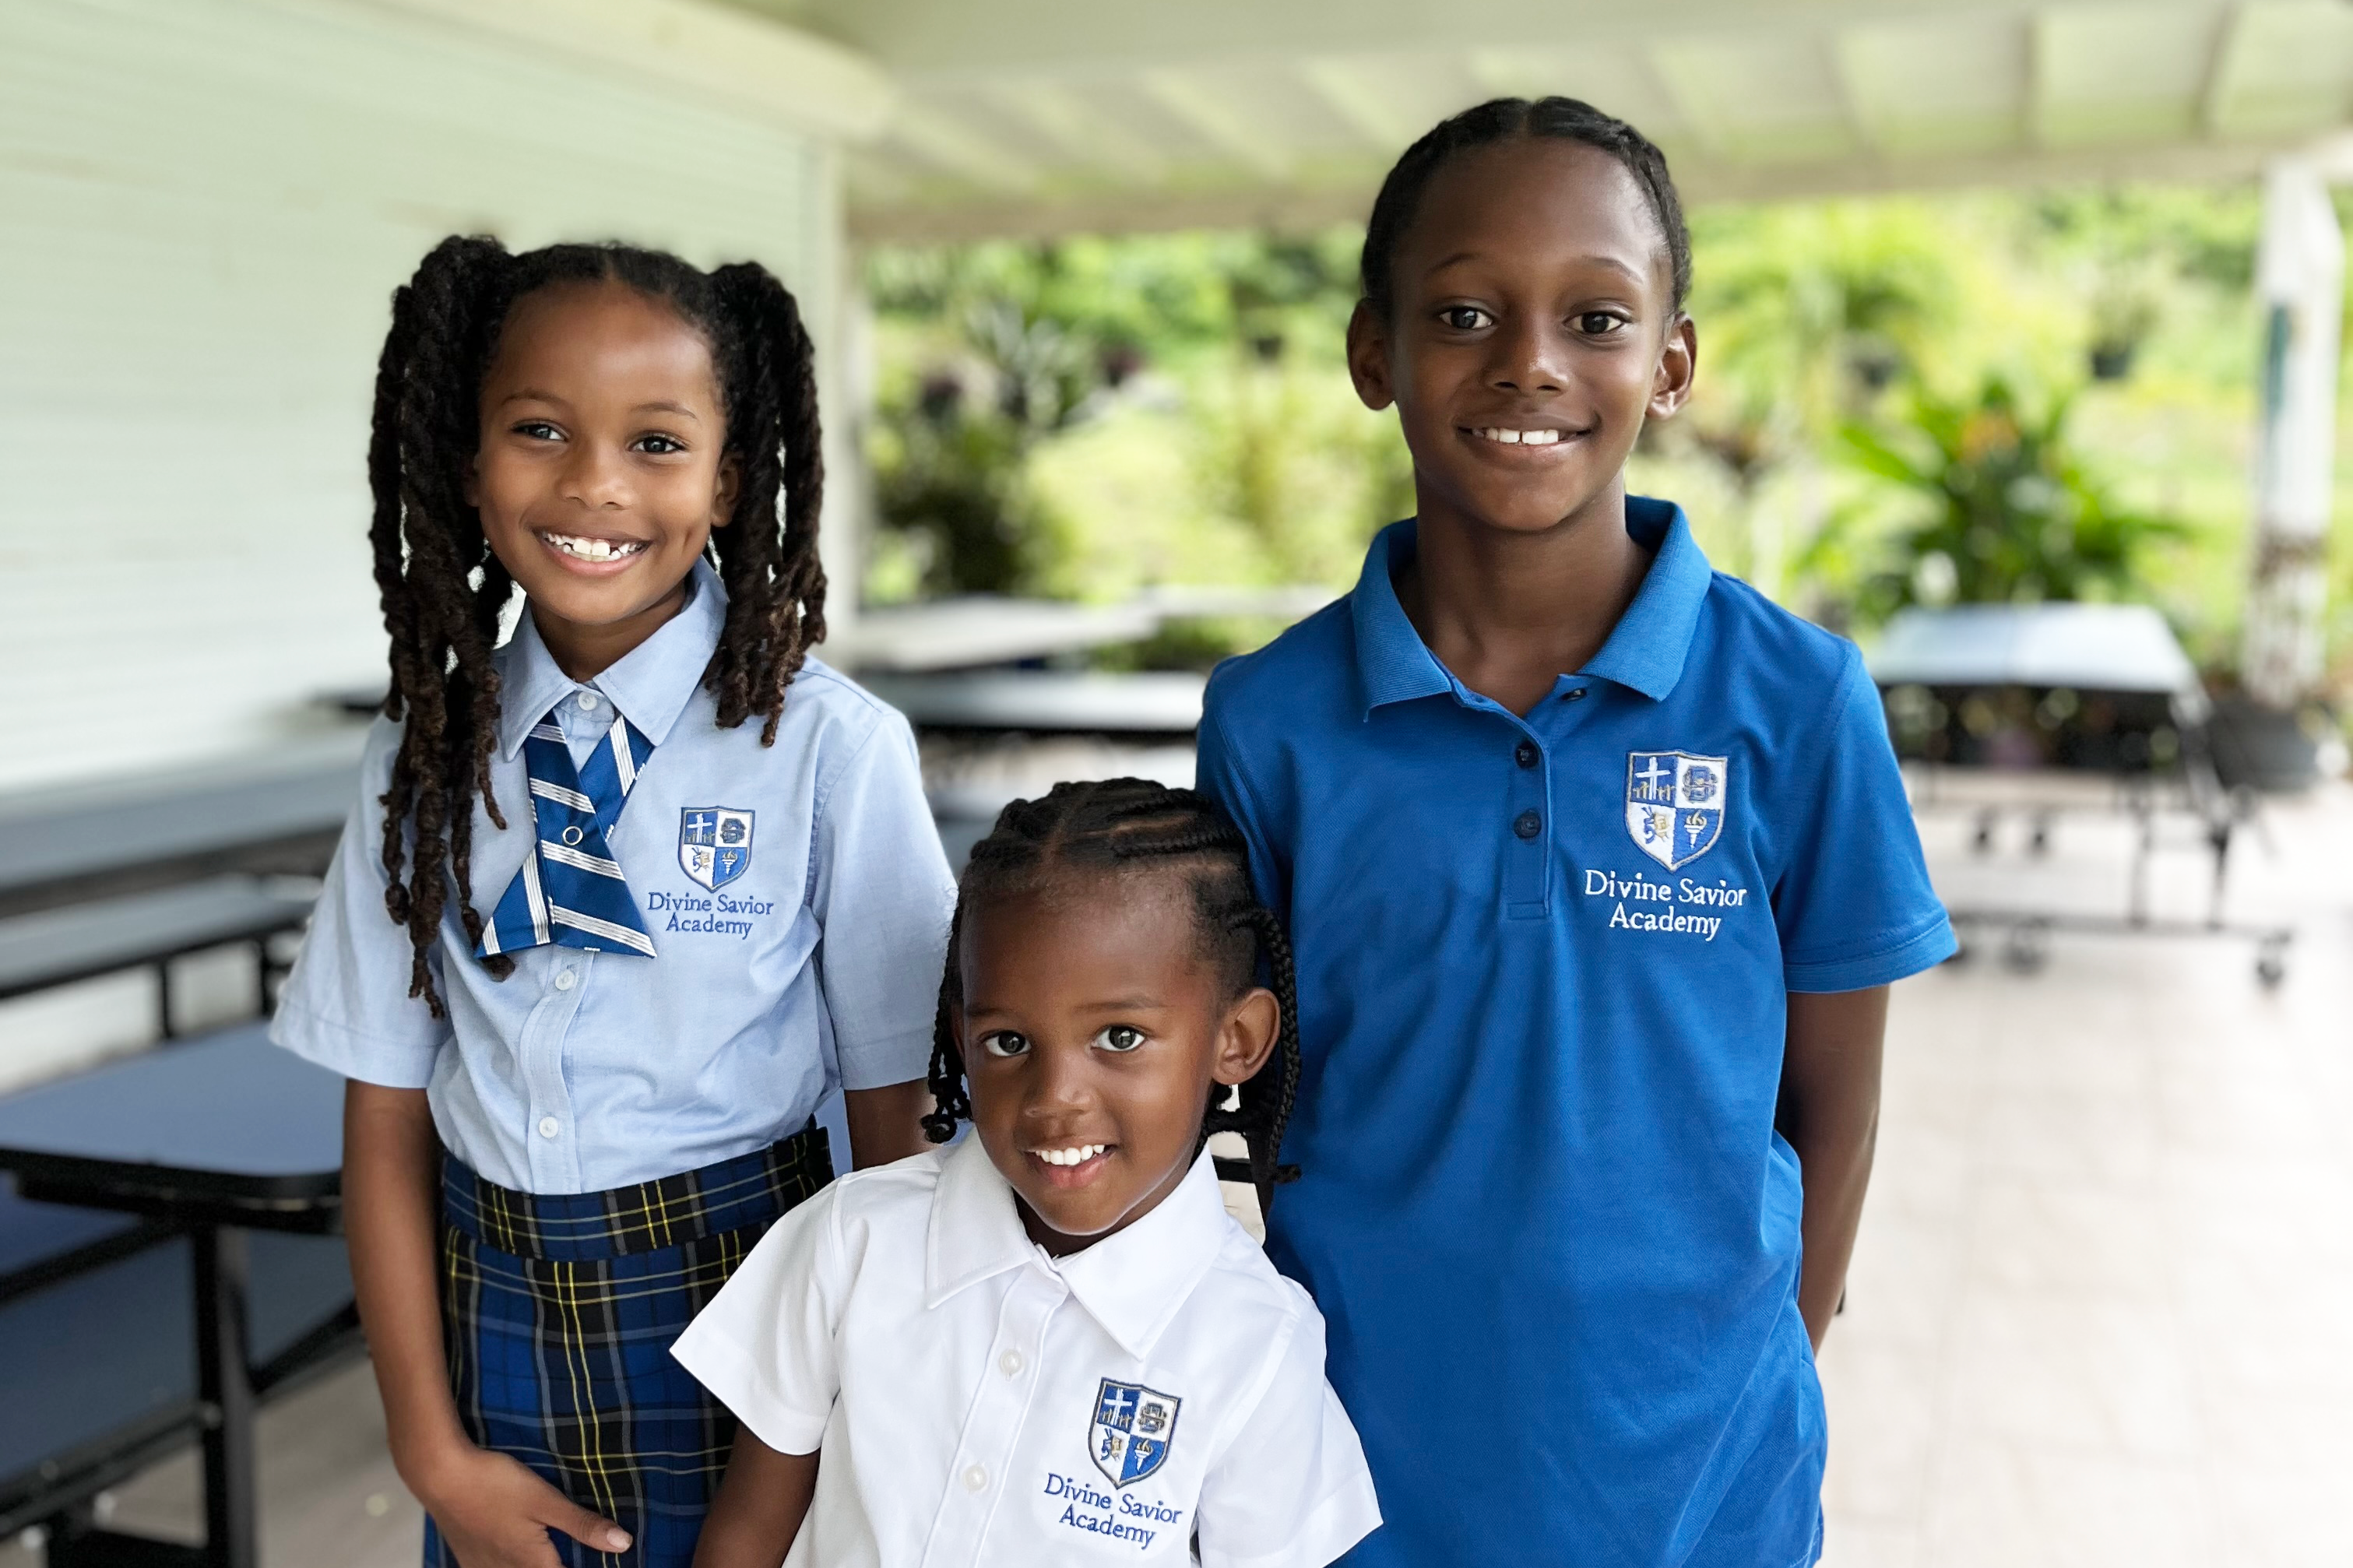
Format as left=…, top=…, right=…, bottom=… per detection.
left=1834, top=378, right=2190, bottom=617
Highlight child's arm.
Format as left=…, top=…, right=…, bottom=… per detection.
left=694, top=1429, right=819, bottom=1568
left=1776, top=986, right=1889, bottom=1350
left=842, top=1081, right=934, bottom=1167
left=344, top=1082, right=632, bottom=1568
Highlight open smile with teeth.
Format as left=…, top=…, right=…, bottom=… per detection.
left=539, top=530, right=649, bottom=562
left=1470, top=427, right=1571, bottom=446
left=1030, top=1144, right=1110, bottom=1167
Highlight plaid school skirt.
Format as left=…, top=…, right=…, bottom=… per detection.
left=426, top=1127, right=832, bottom=1568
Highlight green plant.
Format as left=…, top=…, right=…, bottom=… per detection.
left=1837, top=376, right=2190, bottom=616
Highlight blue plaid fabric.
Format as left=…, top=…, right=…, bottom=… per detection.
left=478, top=706, right=659, bottom=961
left=427, top=1128, right=832, bottom=1568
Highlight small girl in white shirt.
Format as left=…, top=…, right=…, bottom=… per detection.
left=674, top=779, right=1382, bottom=1567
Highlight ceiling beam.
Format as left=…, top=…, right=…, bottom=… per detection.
left=1297, top=58, right=1416, bottom=153
left=989, top=83, right=1170, bottom=181
left=883, top=105, right=1044, bottom=193
left=1140, top=71, right=1294, bottom=179
left=2200, top=2, right=2256, bottom=136
left=781, top=0, right=2200, bottom=84
left=852, top=128, right=2295, bottom=245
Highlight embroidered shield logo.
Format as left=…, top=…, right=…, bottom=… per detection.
left=1624, top=752, right=1729, bottom=870
left=678, top=807, right=754, bottom=891
left=1089, top=1379, right=1180, bottom=1489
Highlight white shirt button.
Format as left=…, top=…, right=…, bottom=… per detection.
left=554, top=969, right=576, bottom=992
left=537, top=1116, right=561, bottom=1139
left=998, top=1349, right=1023, bottom=1377
left=962, top=1464, right=987, bottom=1493
left=576, top=691, right=600, bottom=712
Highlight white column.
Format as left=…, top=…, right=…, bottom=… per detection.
left=2242, top=159, right=2344, bottom=708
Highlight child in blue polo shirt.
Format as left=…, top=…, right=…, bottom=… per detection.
left=1195, top=98, right=1954, bottom=1568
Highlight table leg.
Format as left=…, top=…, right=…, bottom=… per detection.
left=192, top=1227, right=257, bottom=1568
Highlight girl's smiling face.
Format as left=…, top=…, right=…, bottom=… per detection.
left=470, top=279, right=738, bottom=678
left=1347, top=136, right=1697, bottom=538
left=955, top=874, right=1278, bottom=1255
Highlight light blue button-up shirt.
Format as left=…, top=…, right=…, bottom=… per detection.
left=273, top=562, right=955, bottom=1193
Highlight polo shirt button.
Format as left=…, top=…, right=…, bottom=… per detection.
left=554, top=970, right=576, bottom=992
left=963, top=1464, right=988, bottom=1492
left=1513, top=810, right=1543, bottom=840
left=576, top=691, right=600, bottom=712
left=1563, top=687, right=1588, bottom=702
left=999, top=1349, right=1024, bottom=1376
left=537, top=1116, right=560, bottom=1139
left=1514, top=740, right=1539, bottom=769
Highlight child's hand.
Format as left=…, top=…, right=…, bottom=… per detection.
left=415, top=1443, right=631, bottom=1567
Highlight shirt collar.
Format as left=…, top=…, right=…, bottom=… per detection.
left=494, top=557, right=726, bottom=760
left=1347, top=496, right=1714, bottom=715
left=925, top=1134, right=1234, bottom=1360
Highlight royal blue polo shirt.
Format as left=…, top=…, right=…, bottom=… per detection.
left=1195, top=499, right=1953, bottom=1568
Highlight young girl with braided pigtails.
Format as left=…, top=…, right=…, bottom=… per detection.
left=272, top=237, right=955, bottom=1568
left=674, top=779, right=1382, bottom=1568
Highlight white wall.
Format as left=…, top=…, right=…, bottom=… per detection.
left=0, top=0, right=857, bottom=792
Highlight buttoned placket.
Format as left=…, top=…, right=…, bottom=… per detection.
left=917, top=1266, right=1067, bottom=1568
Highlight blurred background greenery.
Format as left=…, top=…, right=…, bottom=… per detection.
left=862, top=183, right=2353, bottom=687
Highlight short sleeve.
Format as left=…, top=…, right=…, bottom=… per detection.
left=269, top=719, right=451, bottom=1087
left=670, top=1183, right=845, bottom=1455
left=807, top=707, right=955, bottom=1092
left=1195, top=1302, right=1381, bottom=1568
left=1772, top=648, right=1956, bottom=993
left=1194, top=678, right=1289, bottom=918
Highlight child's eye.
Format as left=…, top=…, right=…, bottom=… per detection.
left=1438, top=305, right=1493, bottom=332
left=635, top=433, right=688, bottom=455
left=512, top=420, right=564, bottom=442
left=979, top=1031, right=1030, bottom=1059
left=1092, top=1025, right=1147, bottom=1053
left=1574, top=312, right=1628, bottom=336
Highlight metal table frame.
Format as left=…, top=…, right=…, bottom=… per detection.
left=0, top=1031, right=347, bottom=1568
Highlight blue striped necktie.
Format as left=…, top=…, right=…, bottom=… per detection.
left=477, top=705, right=657, bottom=960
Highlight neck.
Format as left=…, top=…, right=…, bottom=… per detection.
left=529, top=579, right=690, bottom=684
left=1395, top=478, right=1653, bottom=716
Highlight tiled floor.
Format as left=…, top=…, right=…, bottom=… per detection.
left=6, top=782, right=2347, bottom=1567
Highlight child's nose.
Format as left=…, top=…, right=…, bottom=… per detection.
left=1023, top=1042, right=1096, bottom=1113
left=1486, top=316, right=1565, bottom=396
left=559, top=441, right=634, bottom=509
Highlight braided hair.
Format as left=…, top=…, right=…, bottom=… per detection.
left=1360, top=96, right=1692, bottom=319
left=920, top=779, right=1304, bottom=1215
left=367, top=237, right=826, bottom=1016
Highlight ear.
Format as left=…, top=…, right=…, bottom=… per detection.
left=709, top=452, right=741, bottom=530
left=1648, top=313, right=1697, bottom=421
left=1209, top=987, right=1280, bottom=1087
left=1345, top=300, right=1395, bottom=413
left=463, top=453, right=480, bottom=510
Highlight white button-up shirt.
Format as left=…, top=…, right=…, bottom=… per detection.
left=270, top=561, right=955, bottom=1192
left=672, top=1137, right=1381, bottom=1567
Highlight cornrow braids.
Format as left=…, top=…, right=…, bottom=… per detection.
left=366, top=237, right=826, bottom=1015
left=1359, top=96, right=1692, bottom=321
left=921, top=779, right=1306, bottom=1216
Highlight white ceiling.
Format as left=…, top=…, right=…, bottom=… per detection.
left=723, top=0, right=2353, bottom=239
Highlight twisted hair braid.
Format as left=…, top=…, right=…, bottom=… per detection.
left=366, top=237, right=825, bottom=1016
left=1359, top=96, right=1691, bottom=320
left=921, top=779, right=1305, bottom=1216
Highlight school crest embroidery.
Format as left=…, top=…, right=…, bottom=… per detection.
left=1089, top=1379, right=1180, bottom=1489
left=677, top=807, right=754, bottom=891
left=1624, top=751, right=1729, bottom=870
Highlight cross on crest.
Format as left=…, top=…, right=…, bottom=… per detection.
left=1623, top=751, right=1732, bottom=870
left=1089, top=1378, right=1180, bottom=1489
left=677, top=807, right=756, bottom=891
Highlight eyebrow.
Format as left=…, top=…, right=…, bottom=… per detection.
left=962, top=997, right=1170, bottom=1019
left=633, top=400, right=702, bottom=422
left=1422, top=251, right=1650, bottom=287
left=498, top=387, right=570, bottom=409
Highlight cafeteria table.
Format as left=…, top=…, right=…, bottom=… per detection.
left=0, top=1025, right=346, bottom=1568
